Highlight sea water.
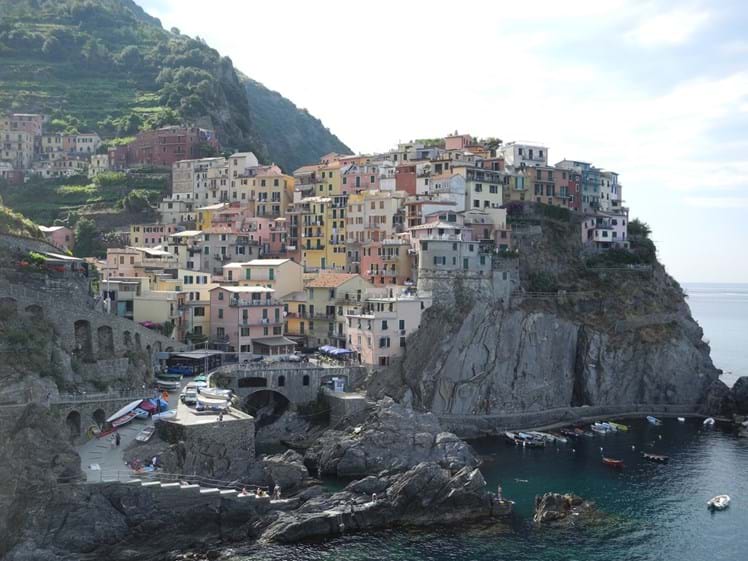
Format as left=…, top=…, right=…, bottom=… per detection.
left=230, top=420, right=748, bottom=561
left=227, top=284, right=748, bottom=561
left=684, top=283, right=748, bottom=387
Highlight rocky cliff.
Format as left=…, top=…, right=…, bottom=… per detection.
left=370, top=212, right=722, bottom=430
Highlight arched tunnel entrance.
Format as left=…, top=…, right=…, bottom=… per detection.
left=66, top=410, right=81, bottom=440
left=242, top=390, right=291, bottom=428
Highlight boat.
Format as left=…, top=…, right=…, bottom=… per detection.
left=707, top=495, right=730, bottom=510
left=591, top=423, right=610, bottom=434
left=504, top=431, right=520, bottom=444
left=106, top=399, right=144, bottom=423
left=517, top=432, right=535, bottom=441
left=199, top=387, right=232, bottom=399
left=642, top=452, right=669, bottom=464
left=111, top=411, right=137, bottom=428
left=560, top=428, right=578, bottom=439
left=152, top=409, right=177, bottom=421
left=523, top=438, right=545, bottom=449
left=602, top=457, right=625, bottom=469
left=155, top=378, right=181, bottom=390
left=608, top=421, right=629, bottom=432
left=133, top=407, right=150, bottom=420
left=677, top=417, right=686, bottom=422
left=158, top=371, right=184, bottom=381
left=196, top=399, right=229, bottom=412
left=548, top=431, right=568, bottom=444
left=574, top=427, right=594, bottom=437
left=703, top=417, right=716, bottom=427
left=646, top=416, right=663, bottom=426
left=135, top=426, right=156, bottom=443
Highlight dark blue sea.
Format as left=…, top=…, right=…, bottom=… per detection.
left=228, top=283, right=748, bottom=561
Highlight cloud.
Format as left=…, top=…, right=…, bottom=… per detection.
left=626, top=8, right=710, bottom=47
left=684, top=196, right=748, bottom=208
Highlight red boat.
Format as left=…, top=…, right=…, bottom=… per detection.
left=602, top=457, right=624, bottom=469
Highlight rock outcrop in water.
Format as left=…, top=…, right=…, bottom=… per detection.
left=260, top=461, right=510, bottom=543
left=533, top=492, right=598, bottom=526
left=304, top=397, right=479, bottom=477
left=370, top=215, right=722, bottom=432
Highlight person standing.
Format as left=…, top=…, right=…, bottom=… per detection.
left=115, top=432, right=121, bottom=447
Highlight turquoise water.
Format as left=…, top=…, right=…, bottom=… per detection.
left=225, top=283, right=748, bottom=560
left=231, top=419, right=748, bottom=561
left=684, top=282, right=748, bottom=387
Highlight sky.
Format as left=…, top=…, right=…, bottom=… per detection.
left=140, top=0, right=748, bottom=283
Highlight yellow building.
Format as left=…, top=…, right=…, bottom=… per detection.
left=298, top=195, right=347, bottom=270
left=231, top=164, right=295, bottom=217
left=301, top=273, right=372, bottom=348
left=223, top=258, right=303, bottom=298
left=282, top=291, right=307, bottom=342
left=196, top=203, right=230, bottom=231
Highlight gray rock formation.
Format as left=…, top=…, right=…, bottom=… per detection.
left=260, top=450, right=309, bottom=493
left=730, top=377, right=748, bottom=414
left=533, top=492, right=598, bottom=526
left=260, top=461, right=509, bottom=543
left=304, top=397, right=479, bottom=477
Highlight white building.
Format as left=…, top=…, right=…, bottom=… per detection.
left=500, top=142, right=548, bottom=167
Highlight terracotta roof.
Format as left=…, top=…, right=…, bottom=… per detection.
left=305, top=273, right=359, bottom=288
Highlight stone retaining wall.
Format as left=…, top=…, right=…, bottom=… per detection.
left=438, top=403, right=703, bottom=438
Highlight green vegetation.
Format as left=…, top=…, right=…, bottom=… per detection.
left=585, top=217, right=657, bottom=267
left=243, top=77, right=351, bottom=172
left=0, top=0, right=351, bottom=169
left=73, top=217, right=103, bottom=257
left=0, top=173, right=164, bottom=225
left=0, top=203, right=43, bottom=239
left=528, top=271, right=560, bottom=293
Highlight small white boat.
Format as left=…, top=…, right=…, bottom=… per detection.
left=135, top=425, right=156, bottom=442
left=647, top=416, right=663, bottom=426
left=677, top=417, right=686, bottom=422
left=152, top=409, right=177, bottom=421
left=591, top=424, right=609, bottom=434
left=199, top=387, right=232, bottom=399
left=707, top=495, right=730, bottom=510
left=106, top=399, right=144, bottom=423
left=703, top=417, right=716, bottom=427
left=111, top=411, right=137, bottom=428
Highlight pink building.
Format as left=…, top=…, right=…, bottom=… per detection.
left=341, top=163, right=380, bottom=194
left=39, top=225, right=74, bottom=252
left=360, top=239, right=414, bottom=287
left=345, top=290, right=431, bottom=367
left=209, top=286, right=295, bottom=356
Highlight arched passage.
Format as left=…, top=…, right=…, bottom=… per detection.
left=134, top=332, right=142, bottom=350
left=97, top=325, right=114, bottom=358
left=92, top=408, right=106, bottom=428
left=123, top=330, right=133, bottom=349
left=66, top=410, right=81, bottom=439
left=242, top=390, right=290, bottom=428
left=74, top=320, right=94, bottom=362
left=25, top=304, right=43, bottom=319
left=0, top=297, right=17, bottom=317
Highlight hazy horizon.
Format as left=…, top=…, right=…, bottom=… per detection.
left=141, top=0, right=748, bottom=284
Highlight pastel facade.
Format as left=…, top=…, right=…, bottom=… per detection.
left=223, top=258, right=303, bottom=298
left=39, top=225, right=74, bottom=252
left=345, top=290, right=431, bottom=366
left=130, top=223, right=179, bottom=248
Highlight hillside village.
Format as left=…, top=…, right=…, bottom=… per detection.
left=2, top=112, right=630, bottom=368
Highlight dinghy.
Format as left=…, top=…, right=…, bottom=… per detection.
left=199, top=387, right=232, bottom=399
left=707, top=495, right=730, bottom=510
left=135, top=425, right=156, bottom=443
left=106, top=400, right=143, bottom=423
left=111, top=411, right=137, bottom=428
left=677, top=417, right=686, bottom=422
left=152, top=409, right=177, bottom=421
left=608, top=421, right=629, bottom=431
left=602, top=457, right=624, bottom=469
left=642, top=452, right=669, bottom=464
left=646, top=416, right=662, bottom=426
left=703, top=417, right=716, bottom=427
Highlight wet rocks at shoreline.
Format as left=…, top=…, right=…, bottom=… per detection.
left=533, top=492, right=599, bottom=526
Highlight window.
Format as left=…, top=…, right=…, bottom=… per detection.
left=379, top=337, right=391, bottom=348
left=218, top=291, right=224, bottom=301
left=216, top=327, right=225, bottom=337
left=381, top=320, right=388, bottom=330
left=218, top=309, right=223, bottom=319
left=473, top=199, right=480, bottom=208
left=302, top=375, right=310, bottom=386
left=277, top=375, right=285, bottom=387
left=399, top=319, right=405, bottom=330
left=400, top=337, right=406, bottom=348
left=194, top=307, right=205, bottom=317
left=240, top=327, right=249, bottom=336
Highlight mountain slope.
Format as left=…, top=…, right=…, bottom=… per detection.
left=243, top=77, right=351, bottom=172
left=0, top=0, right=349, bottom=168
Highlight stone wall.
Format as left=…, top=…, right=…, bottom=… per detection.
left=156, top=412, right=256, bottom=479
left=322, top=389, right=369, bottom=426
left=438, top=403, right=704, bottom=438
left=417, top=266, right=519, bottom=307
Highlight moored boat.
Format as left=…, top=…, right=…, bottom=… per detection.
left=135, top=425, right=156, bottom=442
left=152, top=409, right=177, bottom=421
left=677, top=417, right=686, bottom=422
left=642, top=452, right=669, bottom=464
left=155, top=378, right=181, bottom=390
left=548, top=431, right=568, bottom=444
left=707, top=495, right=730, bottom=510
left=703, top=417, right=716, bottom=427
left=111, top=411, right=137, bottom=428
left=591, top=423, right=609, bottom=434
left=199, top=387, right=232, bottom=399
left=602, top=457, right=624, bottom=469
left=608, top=421, right=629, bottom=432
left=646, top=416, right=663, bottom=426
left=560, top=428, right=577, bottom=439
left=106, top=399, right=143, bottom=423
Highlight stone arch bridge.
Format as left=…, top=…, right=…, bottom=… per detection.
left=212, top=363, right=367, bottom=408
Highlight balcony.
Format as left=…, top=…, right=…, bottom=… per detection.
left=229, top=298, right=280, bottom=307
left=214, top=253, right=231, bottom=261
left=239, top=318, right=284, bottom=327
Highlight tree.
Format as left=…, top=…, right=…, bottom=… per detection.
left=73, top=218, right=101, bottom=257
left=122, top=191, right=152, bottom=214
left=628, top=218, right=651, bottom=238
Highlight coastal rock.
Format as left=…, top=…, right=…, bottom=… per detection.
left=533, top=492, right=597, bottom=525
left=261, top=450, right=309, bottom=493
left=304, top=397, right=479, bottom=477
left=260, top=461, right=501, bottom=543
left=730, top=377, right=748, bottom=414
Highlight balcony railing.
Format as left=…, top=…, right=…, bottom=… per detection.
left=229, top=298, right=279, bottom=307
left=239, top=318, right=284, bottom=327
